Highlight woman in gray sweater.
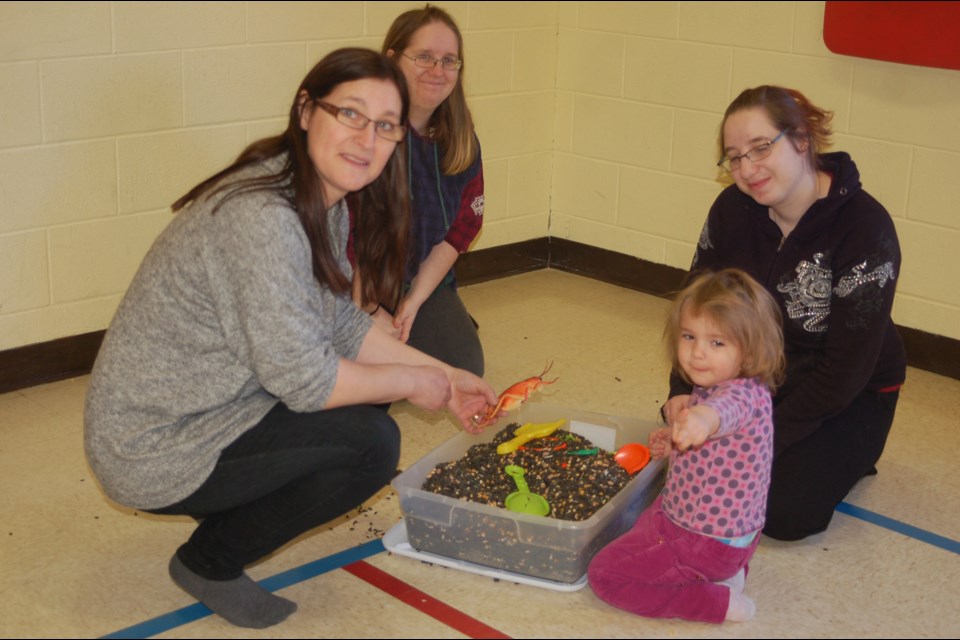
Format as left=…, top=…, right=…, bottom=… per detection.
left=84, top=48, right=496, bottom=629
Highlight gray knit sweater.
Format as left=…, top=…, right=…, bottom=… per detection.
left=84, top=154, right=371, bottom=509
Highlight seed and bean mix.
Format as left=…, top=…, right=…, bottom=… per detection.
left=409, top=422, right=650, bottom=583
left=421, top=422, right=633, bottom=521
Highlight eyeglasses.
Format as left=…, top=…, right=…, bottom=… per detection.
left=314, top=101, right=406, bottom=142
left=717, top=130, right=788, bottom=173
left=401, top=52, right=462, bottom=71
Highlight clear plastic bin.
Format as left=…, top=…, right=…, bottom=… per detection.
left=390, top=403, right=666, bottom=584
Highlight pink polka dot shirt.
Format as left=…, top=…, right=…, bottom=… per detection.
left=662, top=377, right=774, bottom=539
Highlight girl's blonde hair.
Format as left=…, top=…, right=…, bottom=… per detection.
left=382, top=4, right=478, bottom=175
left=664, top=268, right=785, bottom=392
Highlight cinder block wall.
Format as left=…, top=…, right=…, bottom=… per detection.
left=2, top=2, right=958, bottom=352
left=552, top=1, right=960, bottom=342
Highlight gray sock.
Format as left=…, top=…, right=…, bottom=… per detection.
left=169, top=554, right=297, bottom=629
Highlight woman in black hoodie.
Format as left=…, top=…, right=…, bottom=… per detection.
left=663, top=86, right=906, bottom=541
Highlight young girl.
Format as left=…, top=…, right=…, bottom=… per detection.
left=588, top=268, right=785, bottom=623
left=666, top=86, right=904, bottom=542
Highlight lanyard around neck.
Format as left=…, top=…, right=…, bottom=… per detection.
left=407, top=129, right=451, bottom=230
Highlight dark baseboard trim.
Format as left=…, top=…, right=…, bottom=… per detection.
left=2, top=236, right=957, bottom=393
left=0, top=330, right=105, bottom=395
left=546, top=237, right=688, bottom=297
left=897, top=325, right=960, bottom=381
left=454, top=237, right=550, bottom=285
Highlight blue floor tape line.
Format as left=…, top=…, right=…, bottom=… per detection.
left=102, top=505, right=960, bottom=638
left=101, top=539, right=385, bottom=639
left=836, top=501, right=960, bottom=555
left=259, top=538, right=385, bottom=592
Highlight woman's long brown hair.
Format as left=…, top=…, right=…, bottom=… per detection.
left=171, top=48, right=411, bottom=309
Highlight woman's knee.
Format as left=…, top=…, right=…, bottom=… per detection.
left=291, top=405, right=400, bottom=486
left=351, top=406, right=401, bottom=475
left=762, top=512, right=831, bottom=541
left=762, top=485, right=834, bottom=541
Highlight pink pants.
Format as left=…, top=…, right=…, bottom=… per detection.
left=588, top=495, right=759, bottom=623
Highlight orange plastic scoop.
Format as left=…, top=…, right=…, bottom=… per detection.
left=614, top=443, right=651, bottom=474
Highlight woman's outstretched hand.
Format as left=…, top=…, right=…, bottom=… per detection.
left=648, top=427, right=673, bottom=460
left=445, top=369, right=498, bottom=434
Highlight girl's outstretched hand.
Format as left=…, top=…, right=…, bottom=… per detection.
left=671, top=406, right=718, bottom=452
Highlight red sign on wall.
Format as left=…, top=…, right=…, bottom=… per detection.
left=823, top=1, right=960, bottom=71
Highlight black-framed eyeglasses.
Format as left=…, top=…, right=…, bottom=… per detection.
left=717, top=130, right=788, bottom=173
left=401, top=52, right=462, bottom=71
left=314, top=101, right=406, bottom=142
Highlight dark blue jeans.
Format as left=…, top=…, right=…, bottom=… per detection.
left=152, top=403, right=400, bottom=580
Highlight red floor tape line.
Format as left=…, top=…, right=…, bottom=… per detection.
left=342, top=560, right=512, bottom=639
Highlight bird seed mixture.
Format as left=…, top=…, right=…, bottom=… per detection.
left=407, top=422, right=656, bottom=584
left=421, top=423, right=632, bottom=521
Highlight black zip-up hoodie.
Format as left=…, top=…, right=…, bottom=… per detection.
left=671, top=152, right=906, bottom=456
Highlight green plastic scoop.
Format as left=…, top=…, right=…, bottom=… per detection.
left=504, top=465, right=550, bottom=516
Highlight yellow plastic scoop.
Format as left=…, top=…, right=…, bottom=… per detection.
left=496, top=419, right=566, bottom=455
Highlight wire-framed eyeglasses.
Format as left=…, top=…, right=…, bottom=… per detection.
left=314, top=101, right=406, bottom=142
left=401, top=52, right=462, bottom=71
left=717, top=130, right=788, bottom=173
